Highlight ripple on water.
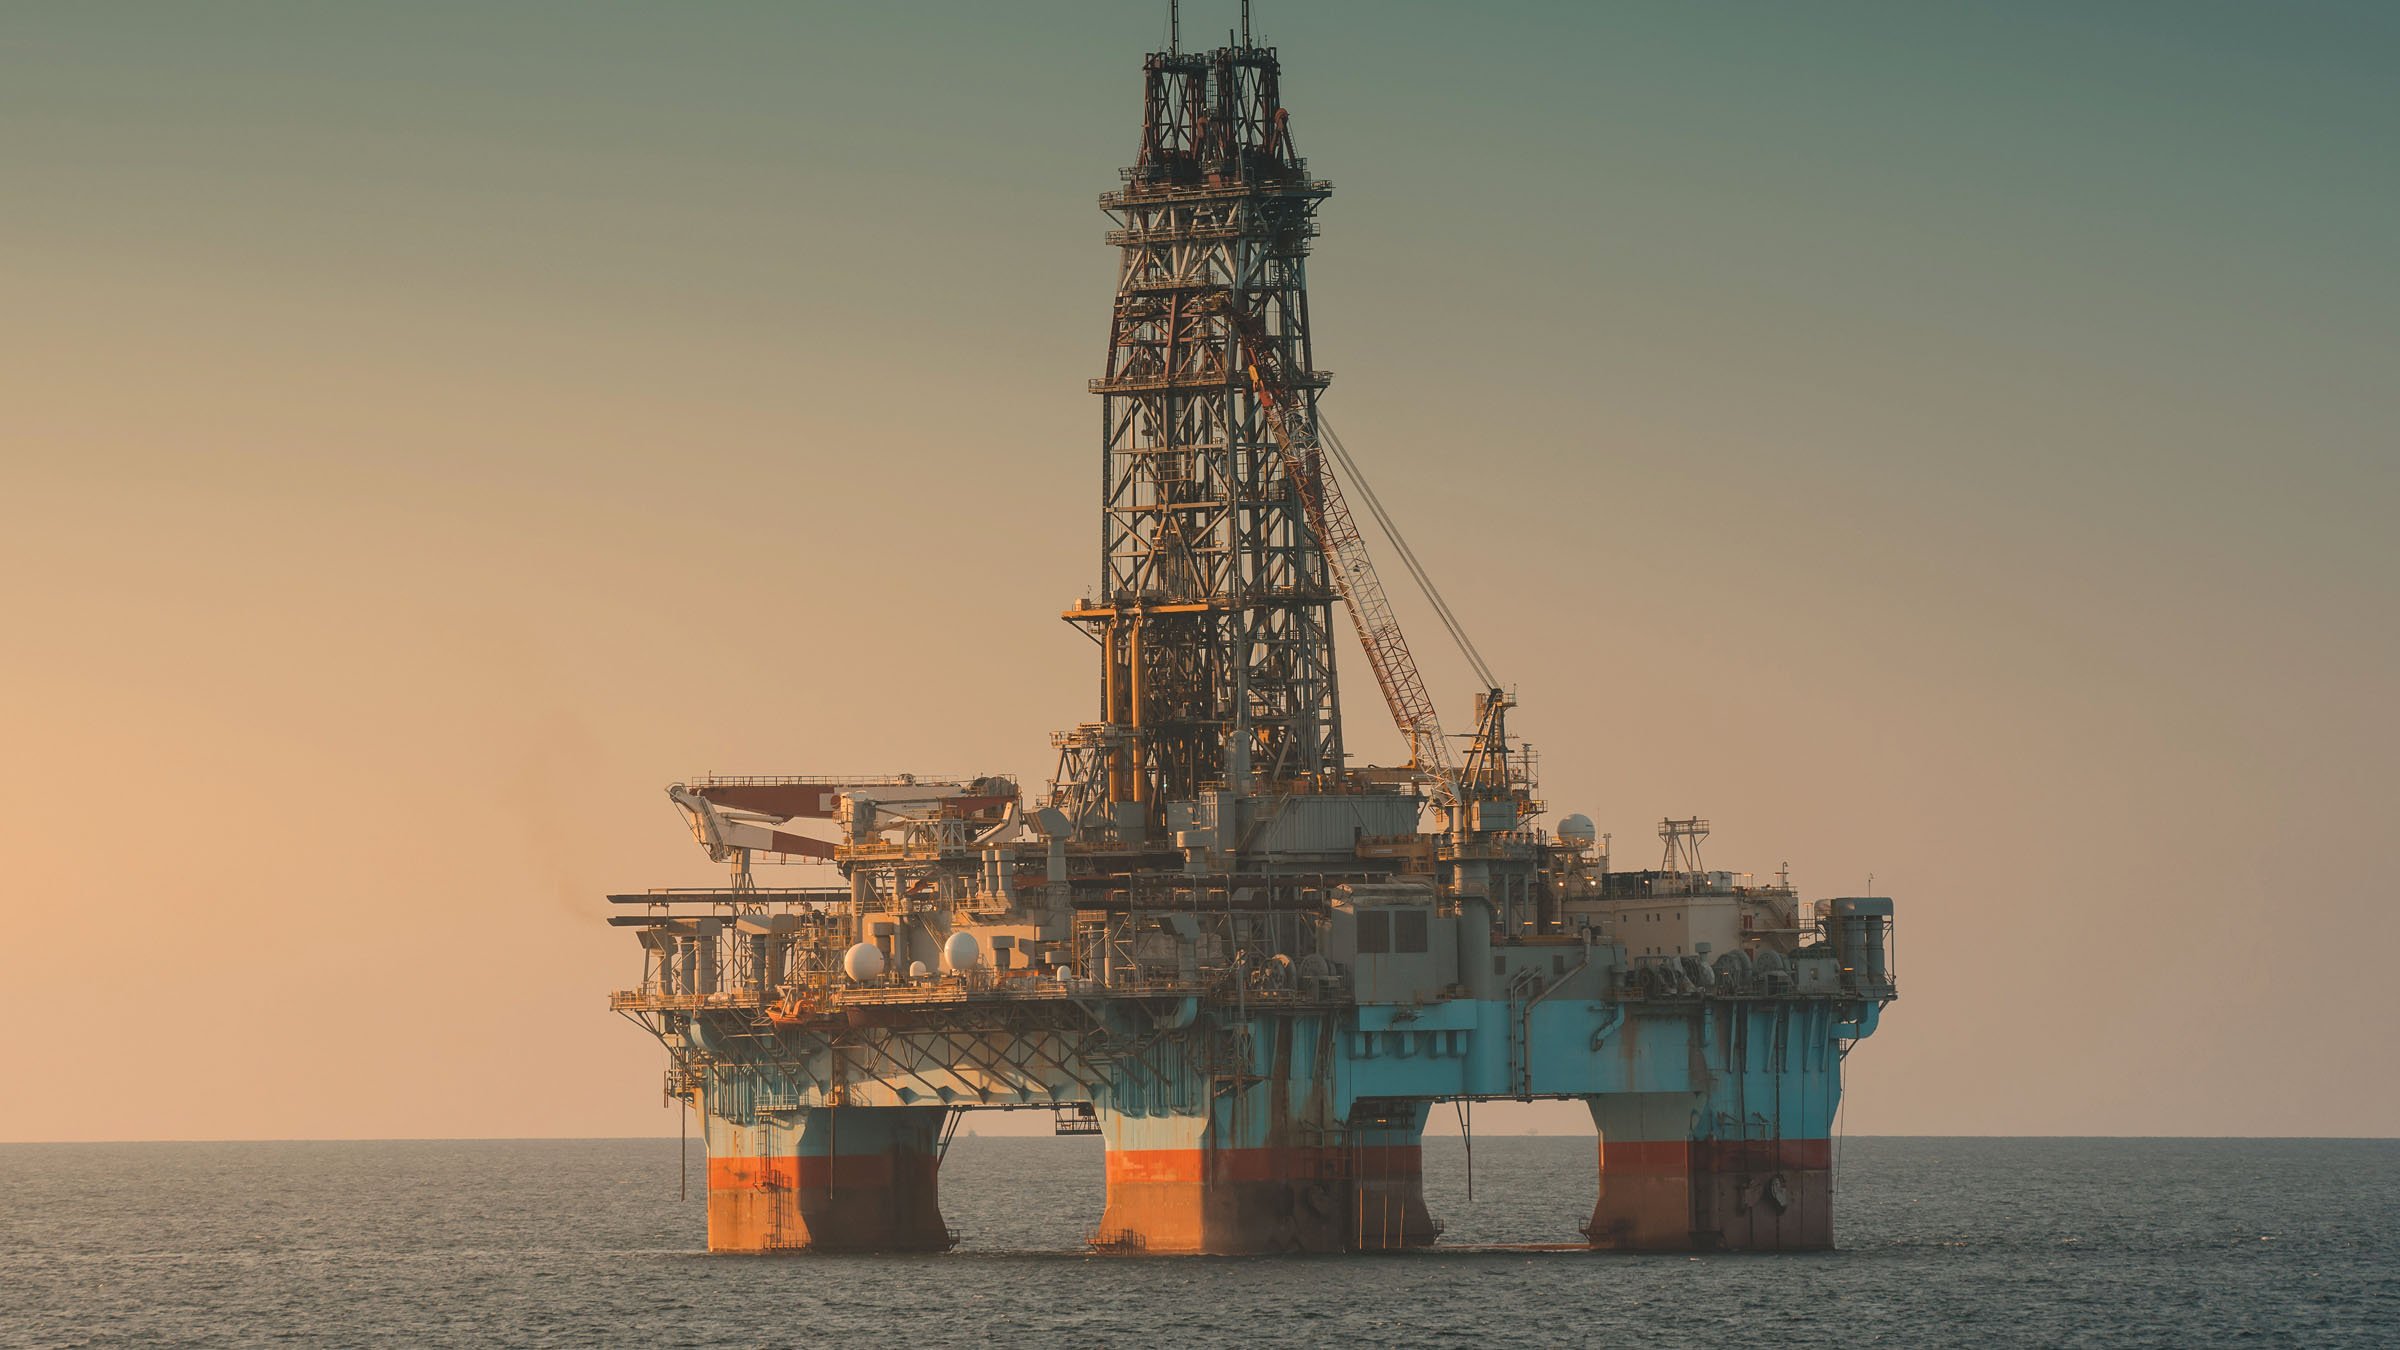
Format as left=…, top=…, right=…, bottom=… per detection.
left=1, top=1137, right=2394, bottom=1347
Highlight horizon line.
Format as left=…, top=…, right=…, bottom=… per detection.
left=5, top=1132, right=2397, bottom=1146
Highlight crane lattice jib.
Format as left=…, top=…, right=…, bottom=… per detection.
left=1225, top=307, right=1454, bottom=782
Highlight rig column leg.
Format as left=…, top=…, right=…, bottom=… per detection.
left=1585, top=1092, right=1707, bottom=1251
left=1584, top=1089, right=1835, bottom=1252
left=1091, top=1100, right=1440, bottom=1254
left=1091, top=1109, right=1212, bottom=1254
left=1092, top=1107, right=1355, bottom=1255
left=1349, top=1100, right=1441, bottom=1250
left=1096, top=1108, right=1350, bottom=1254
left=704, top=1104, right=953, bottom=1253
left=1090, top=1015, right=1359, bottom=1255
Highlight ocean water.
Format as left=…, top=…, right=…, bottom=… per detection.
left=1, top=1136, right=2392, bottom=1347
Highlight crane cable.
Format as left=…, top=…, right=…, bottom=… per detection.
left=1316, top=412, right=1497, bottom=692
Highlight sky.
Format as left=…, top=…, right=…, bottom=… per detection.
left=2, top=1, right=2393, bottom=1142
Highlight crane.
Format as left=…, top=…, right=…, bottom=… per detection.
left=1220, top=300, right=1495, bottom=797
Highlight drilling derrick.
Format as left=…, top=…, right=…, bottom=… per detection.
left=609, top=31, right=1899, bottom=1260
left=1063, top=45, right=1341, bottom=834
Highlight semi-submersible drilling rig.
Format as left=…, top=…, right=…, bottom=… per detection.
left=611, top=33, right=1896, bottom=1256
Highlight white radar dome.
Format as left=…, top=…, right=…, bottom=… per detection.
left=842, top=942, right=885, bottom=982
left=907, top=960, right=931, bottom=979
left=943, top=930, right=982, bottom=973
left=1557, top=813, right=1598, bottom=847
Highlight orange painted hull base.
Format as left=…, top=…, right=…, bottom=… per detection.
left=707, top=1153, right=949, bottom=1253
left=1095, top=1145, right=1438, bottom=1254
left=1586, top=1138, right=1833, bottom=1252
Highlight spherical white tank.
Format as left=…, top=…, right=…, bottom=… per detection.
left=943, top=930, right=981, bottom=973
left=1557, top=813, right=1598, bottom=847
left=842, top=941, right=885, bottom=982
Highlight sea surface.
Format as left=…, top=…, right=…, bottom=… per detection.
left=1, top=1137, right=2392, bottom=1347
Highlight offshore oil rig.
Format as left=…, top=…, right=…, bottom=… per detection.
left=610, top=19, right=1896, bottom=1256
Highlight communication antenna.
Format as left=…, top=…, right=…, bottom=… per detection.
left=1241, top=0, right=1253, bottom=47
left=1169, top=0, right=1179, bottom=55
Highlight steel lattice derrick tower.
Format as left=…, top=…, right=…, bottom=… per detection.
left=1065, top=43, right=1343, bottom=833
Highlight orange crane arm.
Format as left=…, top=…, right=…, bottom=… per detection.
left=1223, top=304, right=1454, bottom=783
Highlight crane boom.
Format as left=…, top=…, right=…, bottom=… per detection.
left=1222, top=304, right=1455, bottom=783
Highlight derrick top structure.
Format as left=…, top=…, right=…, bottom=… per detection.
left=1060, top=41, right=1348, bottom=835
